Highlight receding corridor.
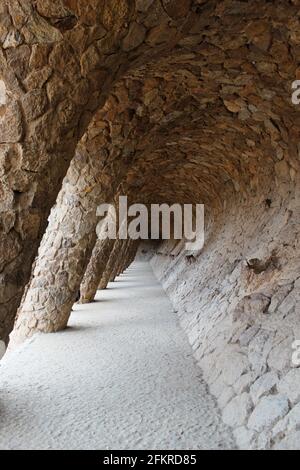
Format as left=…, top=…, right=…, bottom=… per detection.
left=1, top=0, right=299, bottom=452
left=0, top=262, right=234, bottom=450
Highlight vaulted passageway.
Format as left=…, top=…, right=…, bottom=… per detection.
left=0, top=0, right=299, bottom=451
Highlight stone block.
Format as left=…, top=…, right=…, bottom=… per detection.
left=277, top=369, right=300, bottom=405
left=223, top=393, right=253, bottom=427
left=250, top=371, right=279, bottom=405
left=248, top=395, right=289, bottom=432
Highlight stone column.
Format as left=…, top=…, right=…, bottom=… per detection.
left=0, top=1, right=135, bottom=344
left=126, top=241, right=140, bottom=269
left=9, top=138, right=128, bottom=347
left=79, top=237, right=116, bottom=304
left=98, top=270, right=111, bottom=291
left=117, top=241, right=131, bottom=276
left=100, top=238, right=128, bottom=287
left=109, top=239, right=131, bottom=282
left=0, top=0, right=193, bottom=344
left=118, top=239, right=138, bottom=275
left=110, top=239, right=139, bottom=281
left=79, top=198, right=127, bottom=303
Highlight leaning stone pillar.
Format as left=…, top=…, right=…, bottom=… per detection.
left=79, top=234, right=115, bottom=304
left=117, top=241, right=131, bottom=276
left=126, top=241, right=140, bottom=269
left=101, top=238, right=128, bottom=287
left=118, top=239, right=138, bottom=275
left=0, top=0, right=137, bottom=345
left=98, top=269, right=112, bottom=291
left=9, top=144, right=125, bottom=347
left=109, top=239, right=131, bottom=281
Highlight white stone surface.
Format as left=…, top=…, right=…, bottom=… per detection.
left=144, top=194, right=300, bottom=450
left=222, top=393, right=253, bottom=427
left=0, top=262, right=235, bottom=450
left=218, top=387, right=235, bottom=409
left=0, top=340, right=5, bottom=360
left=250, top=372, right=279, bottom=405
left=233, top=426, right=256, bottom=450
left=284, top=403, right=300, bottom=432
left=273, top=402, right=300, bottom=440
left=277, top=369, right=300, bottom=405
left=0, top=80, right=6, bottom=106
left=220, top=350, right=249, bottom=386
left=274, top=431, right=300, bottom=450
left=248, top=395, right=289, bottom=432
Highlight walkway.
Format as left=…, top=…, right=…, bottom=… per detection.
left=0, top=262, right=234, bottom=450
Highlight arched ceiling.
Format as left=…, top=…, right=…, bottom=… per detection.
left=77, top=20, right=299, bottom=214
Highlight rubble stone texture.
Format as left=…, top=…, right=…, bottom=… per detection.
left=102, top=237, right=130, bottom=287
left=80, top=238, right=116, bottom=304
left=0, top=0, right=299, bottom=450
left=0, top=0, right=197, bottom=343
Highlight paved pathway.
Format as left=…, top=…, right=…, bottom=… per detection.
left=0, top=262, right=234, bottom=450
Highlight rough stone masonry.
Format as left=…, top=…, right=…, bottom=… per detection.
left=0, top=0, right=299, bottom=451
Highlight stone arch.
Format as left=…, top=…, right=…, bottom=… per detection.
left=0, top=0, right=206, bottom=343
left=10, top=31, right=300, bottom=344
left=11, top=66, right=224, bottom=344
left=1, top=0, right=300, bottom=450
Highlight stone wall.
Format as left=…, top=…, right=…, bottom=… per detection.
left=139, top=169, right=300, bottom=449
